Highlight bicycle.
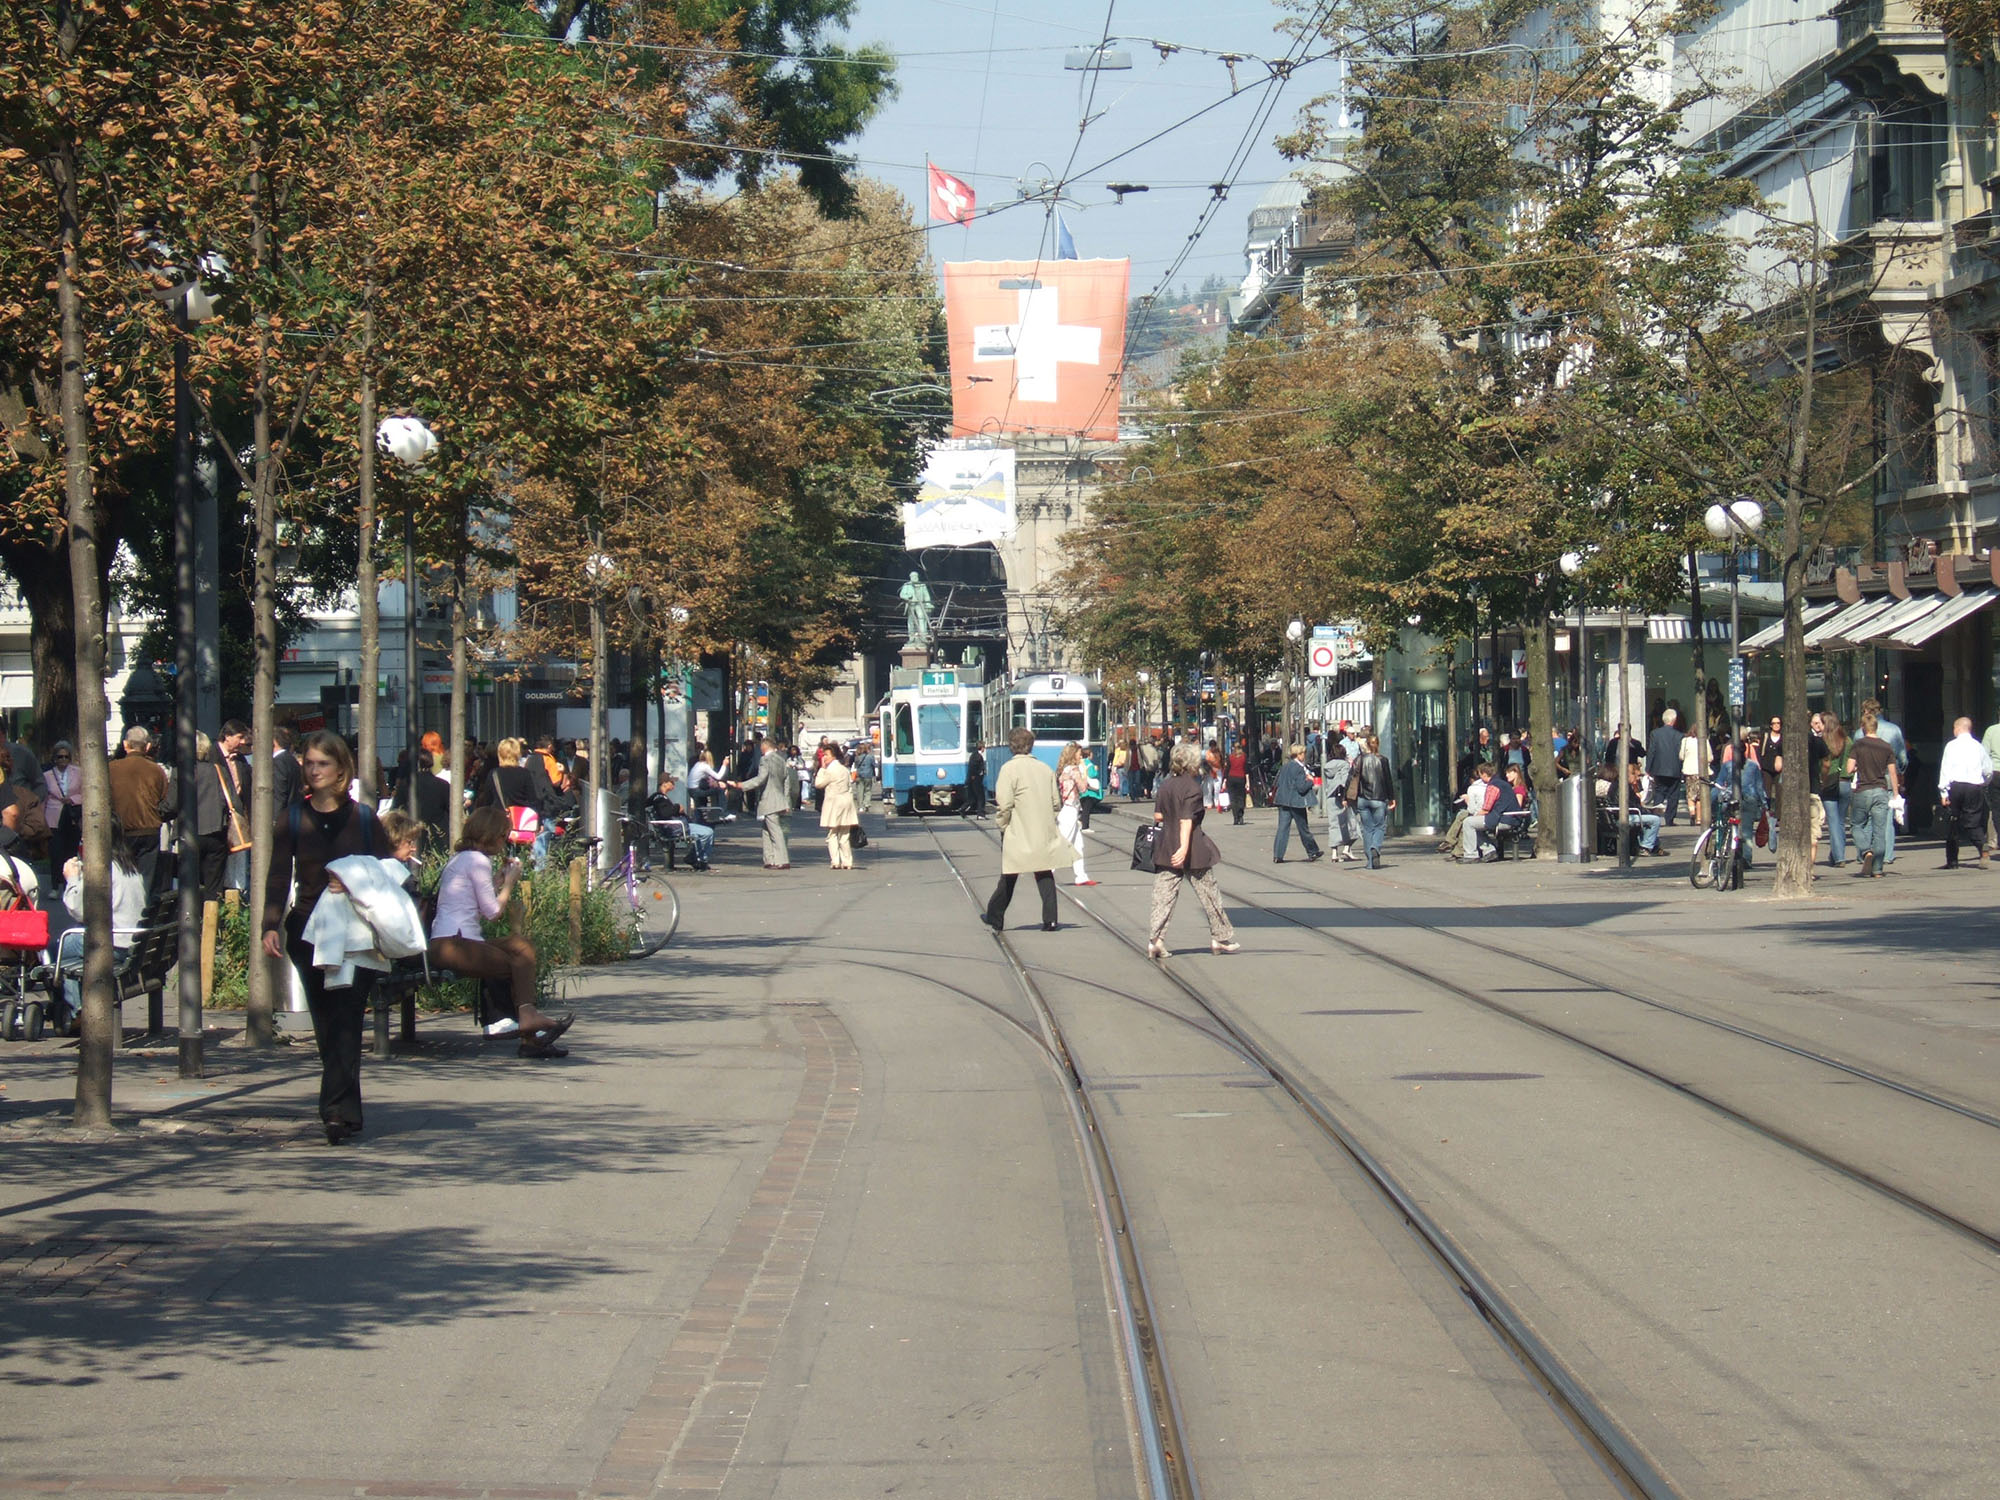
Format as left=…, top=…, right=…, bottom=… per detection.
left=585, top=818, right=681, bottom=956
left=1689, top=777, right=1745, bottom=891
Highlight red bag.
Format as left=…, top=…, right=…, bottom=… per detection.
left=506, top=804, right=541, bottom=845
left=0, top=907, right=48, bottom=951
left=1754, top=812, right=1770, bottom=848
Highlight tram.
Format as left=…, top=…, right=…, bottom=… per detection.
left=989, top=672, right=1110, bottom=780
left=878, top=666, right=990, bottom=815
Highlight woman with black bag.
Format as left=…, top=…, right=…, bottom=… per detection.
left=1147, top=741, right=1240, bottom=958
left=41, top=741, right=82, bottom=875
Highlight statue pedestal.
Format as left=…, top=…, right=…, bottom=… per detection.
left=899, top=646, right=930, bottom=671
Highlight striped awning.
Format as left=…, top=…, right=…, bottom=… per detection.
left=1803, top=597, right=1899, bottom=649
left=1885, top=589, right=1996, bottom=648
left=1835, top=594, right=1944, bottom=646
left=1646, top=615, right=1735, bottom=643
left=1740, top=602, right=1838, bottom=652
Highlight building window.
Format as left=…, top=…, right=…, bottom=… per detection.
left=1863, top=101, right=1946, bottom=223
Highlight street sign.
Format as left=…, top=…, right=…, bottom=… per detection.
left=1727, top=657, right=1746, bottom=711
left=1308, top=639, right=1341, bottom=677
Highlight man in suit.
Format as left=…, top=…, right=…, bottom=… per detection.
left=729, top=734, right=795, bottom=869
left=271, top=725, right=301, bottom=811
left=1645, top=708, right=1686, bottom=826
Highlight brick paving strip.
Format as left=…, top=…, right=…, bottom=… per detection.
left=0, top=1004, right=863, bottom=1500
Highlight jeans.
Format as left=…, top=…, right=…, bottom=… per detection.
left=1274, top=806, right=1320, bottom=860
left=56, top=929, right=128, bottom=1018
left=1851, top=786, right=1891, bottom=861
left=1825, top=782, right=1850, bottom=864
left=1630, top=812, right=1662, bottom=852
left=1355, top=799, right=1389, bottom=860
left=1653, top=775, right=1682, bottom=826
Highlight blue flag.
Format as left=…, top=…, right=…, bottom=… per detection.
left=1056, top=210, right=1078, bottom=260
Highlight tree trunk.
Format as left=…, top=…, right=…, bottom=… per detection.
left=355, top=298, right=380, bottom=802
left=1687, top=549, right=1710, bottom=811
left=244, top=177, right=281, bottom=1046
left=1524, top=617, right=1559, bottom=857
left=448, top=543, right=469, bottom=848
left=52, top=139, right=119, bottom=1130
left=628, top=637, right=652, bottom=822
left=1, top=541, right=81, bottom=748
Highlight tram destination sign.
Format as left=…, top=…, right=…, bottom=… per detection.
left=920, top=670, right=958, bottom=697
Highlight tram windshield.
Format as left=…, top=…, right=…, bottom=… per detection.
left=917, top=703, right=962, bottom=752
left=1029, top=703, right=1086, bottom=742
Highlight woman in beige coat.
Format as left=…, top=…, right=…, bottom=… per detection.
left=983, top=727, right=1073, bottom=931
left=814, top=745, right=860, bottom=869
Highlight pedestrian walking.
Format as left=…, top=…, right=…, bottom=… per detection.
left=730, top=734, right=796, bottom=869
left=1982, top=714, right=2000, bottom=853
left=1936, top=716, right=1991, bottom=869
left=1147, top=741, right=1239, bottom=957
left=1225, top=741, right=1249, bottom=826
left=1272, top=744, right=1323, bottom=863
left=966, top=741, right=988, bottom=817
left=814, top=744, right=860, bottom=870
left=1679, top=725, right=1706, bottom=825
left=1137, top=735, right=1161, bottom=800
left=191, top=731, right=232, bottom=901
left=1847, top=709, right=1899, bottom=878
left=108, top=725, right=173, bottom=894
left=1646, top=709, right=1686, bottom=827
left=983, top=727, right=1071, bottom=932
left=1056, top=742, right=1096, bottom=886
left=1321, top=739, right=1356, bottom=860
left=261, top=732, right=384, bottom=1145
left=271, top=726, right=302, bottom=811
left=41, top=740, right=81, bottom=875
left=1858, top=699, right=1907, bottom=863
left=1819, top=714, right=1852, bottom=866
left=1346, top=733, right=1396, bottom=868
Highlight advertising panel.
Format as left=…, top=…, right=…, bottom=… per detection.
left=903, top=443, right=1016, bottom=548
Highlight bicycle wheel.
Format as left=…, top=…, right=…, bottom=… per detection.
left=1689, top=827, right=1718, bottom=889
left=1708, top=828, right=1740, bottom=893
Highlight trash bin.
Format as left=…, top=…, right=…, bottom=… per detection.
left=1558, top=774, right=1593, bottom=863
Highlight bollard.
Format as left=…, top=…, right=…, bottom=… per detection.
left=569, top=855, right=585, bottom=963
left=200, top=900, right=219, bottom=1004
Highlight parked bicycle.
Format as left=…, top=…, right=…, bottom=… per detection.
left=586, top=817, right=680, bottom=956
left=1689, top=776, right=1746, bottom=891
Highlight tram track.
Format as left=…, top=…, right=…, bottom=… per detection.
left=926, top=817, right=1676, bottom=1500
left=1069, top=810, right=2000, bottom=1256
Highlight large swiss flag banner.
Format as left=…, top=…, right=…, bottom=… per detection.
left=943, top=259, right=1129, bottom=441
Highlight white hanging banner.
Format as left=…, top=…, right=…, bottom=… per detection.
left=903, top=443, right=1016, bottom=548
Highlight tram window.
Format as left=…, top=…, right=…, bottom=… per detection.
left=893, top=704, right=915, bottom=756
left=968, top=700, right=984, bottom=747
left=1010, top=698, right=1028, bottom=730
left=1089, top=699, right=1107, bottom=745
left=918, top=703, right=961, bottom=752
left=1030, top=704, right=1086, bottom=742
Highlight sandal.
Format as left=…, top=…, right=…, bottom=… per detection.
left=527, top=1013, right=575, bottom=1043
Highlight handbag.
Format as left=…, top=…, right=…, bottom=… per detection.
left=506, top=803, right=541, bottom=845
left=1754, top=811, right=1770, bottom=848
left=217, top=764, right=252, bottom=853
left=1215, top=786, right=1231, bottom=811
left=851, top=824, right=869, bottom=849
left=1130, top=822, right=1160, bottom=871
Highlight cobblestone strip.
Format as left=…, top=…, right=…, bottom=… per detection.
left=590, top=1006, right=861, bottom=1498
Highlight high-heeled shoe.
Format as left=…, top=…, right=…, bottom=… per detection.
left=1146, top=939, right=1165, bottom=959
left=1211, top=939, right=1241, bottom=955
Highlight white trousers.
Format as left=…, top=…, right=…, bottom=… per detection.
left=1058, top=803, right=1089, bottom=882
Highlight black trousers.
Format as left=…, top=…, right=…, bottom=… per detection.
left=1986, top=774, right=2000, bottom=849
left=966, top=776, right=988, bottom=816
left=1653, top=775, right=1683, bottom=826
left=987, top=871, right=1057, bottom=928
left=198, top=832, right=229, bottom=901
left=126, top=834, right=161, bottom=897
left=1227, top=777, right=1247, bottom=824
left=286, top=917, right=375, bottom=1130
left=1945, top=783, right=1987, bottom=866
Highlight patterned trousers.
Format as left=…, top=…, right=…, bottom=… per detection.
left=1149, top=868, right=1235, bottom=946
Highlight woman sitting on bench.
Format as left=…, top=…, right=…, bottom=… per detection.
left=429, top=806, right=571, bottom=1058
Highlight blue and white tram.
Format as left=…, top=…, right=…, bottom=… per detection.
left=878, top=669, right=989, bottom=815
left=986, top=672, right=1109, bottom=782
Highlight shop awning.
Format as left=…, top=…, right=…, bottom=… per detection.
left=1884, top=589, right=1996, bottom=648
left=1740, top=602, right=1839, bottom=652
left=1836, top=594, right=1945, bottom=646
left=1330, top=679, right=1375, bottom=725
left=1801, top=597, right=1899, bottom=649
left=1646, top=615, right=1735, bottom=643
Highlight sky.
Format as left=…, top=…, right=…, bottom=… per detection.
left=837, top=0, right=1330, bottom=301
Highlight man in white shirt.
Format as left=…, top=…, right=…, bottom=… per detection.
left=1935, top=716, right=1992, bottom=869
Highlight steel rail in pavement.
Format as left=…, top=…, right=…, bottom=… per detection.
left=941, top=817, right=1680, bottom=1500
left=926, top=826, right=1201, bottom=1500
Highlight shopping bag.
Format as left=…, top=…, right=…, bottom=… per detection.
left=1130, top=823, right=1160, bottom=871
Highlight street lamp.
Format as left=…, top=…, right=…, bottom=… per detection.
left=1704, top=498, right=1765, bottom=759
left=378, top=416, right=436, bottom=821
left=585, top=551, right=617, bottom=863
left=1285, top=619, right=1305, bottom=743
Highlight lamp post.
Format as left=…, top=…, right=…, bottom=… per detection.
left=585, top=550, right=616, bottom=864
left=378, top=416, right=437, bottom=820
left=1136, top=669, right=1149, bottom=740
left=1285, top=619, right=1305, bottom=743
left=1704, top=498, right=1766, bottom=773
left=168, top=274, right=216, bottom=1077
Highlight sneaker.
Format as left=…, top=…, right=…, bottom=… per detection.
left=1305, top=851, right=1324, bottom=863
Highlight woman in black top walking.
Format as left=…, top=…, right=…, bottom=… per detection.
left=262, top=731, right=380, bottom=1145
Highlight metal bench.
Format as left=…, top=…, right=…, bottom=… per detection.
left=49, top=892, right=180, bottom=1040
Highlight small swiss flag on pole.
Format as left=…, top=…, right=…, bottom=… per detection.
left=928, top=163, right=976, bottom=225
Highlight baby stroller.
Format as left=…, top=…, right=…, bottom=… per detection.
left=0, top=857, right=53, bottom=1040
